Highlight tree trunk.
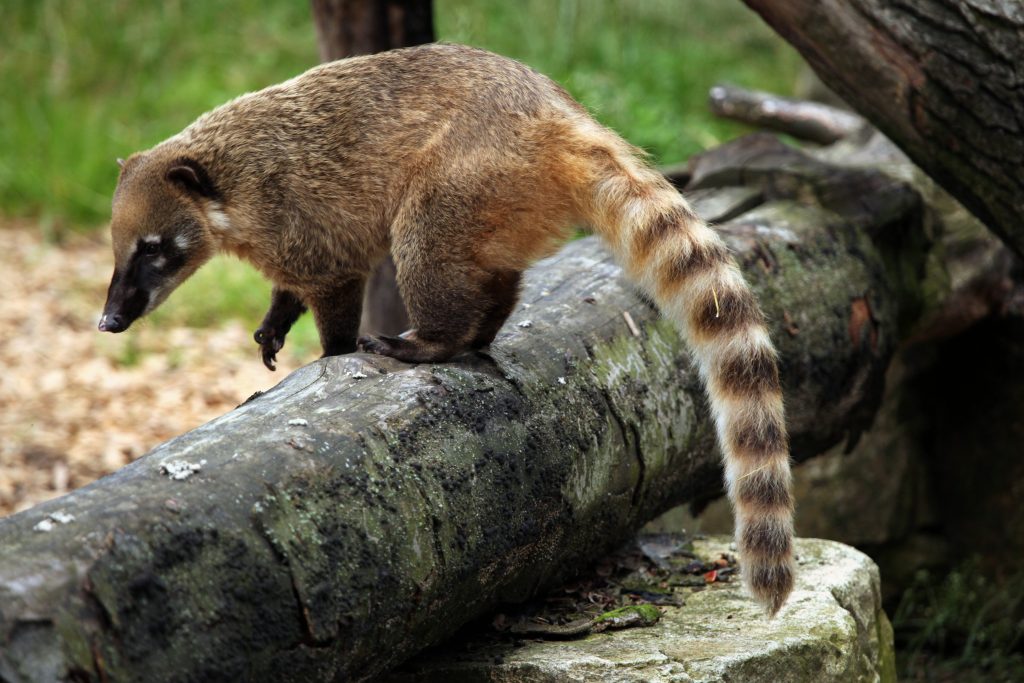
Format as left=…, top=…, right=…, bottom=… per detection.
left=311, top=0, right=435, bottom=335
left=0, top=131, right=1011, bottom=682
left=743, top=0, right=1024, bottom=260
left=311, top=0, right=434, bottom=60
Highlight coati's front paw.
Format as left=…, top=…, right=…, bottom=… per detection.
left=254, top=326, right=285, bottom=371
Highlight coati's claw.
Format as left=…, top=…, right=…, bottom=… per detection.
left=255, top=325, right=285, bottom=371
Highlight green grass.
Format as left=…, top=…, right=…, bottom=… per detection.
left=1, top=0, right=800, bottom=333
left=0, top=0, right=318, bottom=230
left=1, top=0, right=799, bottom=230
left=440, top=0, right=801, bottom=166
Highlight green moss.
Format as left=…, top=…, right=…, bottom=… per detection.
left=54, top=610, right=95, bottom=679
left=877, top=610, right=898, bottom=683
left=744, top=204, right=869, bottom=309
left=594, top=603, right=661, bottom=627
left=590, top=317, right=699, bottom=456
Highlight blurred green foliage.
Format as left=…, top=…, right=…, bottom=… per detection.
left=0, top=1, right=318, bottom=230
left=0, top=0, right=800, bottom=231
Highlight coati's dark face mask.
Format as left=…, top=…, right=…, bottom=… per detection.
left=100, top=156, right=217, bottom=333
left=99, top=234, right=189, bottom=333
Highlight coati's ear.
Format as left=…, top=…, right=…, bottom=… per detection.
left=166, top=158, right=219, bottom=199
left=116, top=158, right=126, bottom=168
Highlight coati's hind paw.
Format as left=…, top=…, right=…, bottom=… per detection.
left=254, top=326, right=285, bottom=371
left=358, top=332, right=460, bottom=364
left=356, top=334, right=404, bottom=357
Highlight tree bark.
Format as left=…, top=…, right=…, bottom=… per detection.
left=311, top=0, right=434, bottom=335
left=742, top=0, right=1024, bottom=260
left=0, top=132, right=1010, bottom=682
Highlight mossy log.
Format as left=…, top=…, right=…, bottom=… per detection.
left=0, top=133, right=998, bottom=683
left=743, top=0, right=1024, bottom=259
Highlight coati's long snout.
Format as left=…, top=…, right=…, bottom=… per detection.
left=98, top=232, right=209, bottom=333
left=98, top=237, right=177, bottom=333
left=98, top=268, right=150, bottom=333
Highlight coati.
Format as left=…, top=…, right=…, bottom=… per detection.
left=99, top=43, right=794, bottom=615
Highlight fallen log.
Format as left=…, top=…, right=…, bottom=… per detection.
left=0, top=132, right=998, bottom=682
left=743, top=0, right=1024, bottom=259
left=705, top=84, right=1016, bottom=346
left=708, top=83, right=866, bottom=145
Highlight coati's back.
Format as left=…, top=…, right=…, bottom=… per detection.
left=105, top=44, right=794, bottom=615
left=179, top=44, right=577, bottom=197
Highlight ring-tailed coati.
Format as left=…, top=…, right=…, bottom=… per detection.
left=99, top=43, right=794, bottom=615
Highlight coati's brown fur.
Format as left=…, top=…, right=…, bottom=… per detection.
left=100, top=44, right=795, bottom=615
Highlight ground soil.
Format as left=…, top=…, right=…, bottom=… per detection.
left=0, top=226, right=305, bottom=516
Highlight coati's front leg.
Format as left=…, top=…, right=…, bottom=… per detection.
left=254, top=287, right=307, bottom=371
left=311, top=276, right=366, bottom=357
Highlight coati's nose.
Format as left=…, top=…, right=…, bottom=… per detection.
left=98, top=313, right=125, bottom=333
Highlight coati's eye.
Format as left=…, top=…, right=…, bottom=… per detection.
left=142, top=240, right=161, bottom=256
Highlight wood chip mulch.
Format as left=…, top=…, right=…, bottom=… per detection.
left=0, top=226, right=306, bottom=516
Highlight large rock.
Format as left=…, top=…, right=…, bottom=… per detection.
left=387, top=537, right=896, bottom=683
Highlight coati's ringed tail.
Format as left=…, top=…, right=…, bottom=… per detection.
left=566, top=122, right=795, bottom=615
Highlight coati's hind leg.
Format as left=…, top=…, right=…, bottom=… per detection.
left=358, top=260, right=522, bottom=363
left=310, top=276, right=366, bottom=357
left=254, top=287, right=307, bottom=371
left=470, top=270, right=522, bottom=349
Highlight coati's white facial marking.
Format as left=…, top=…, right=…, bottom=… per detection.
left=152, top=256, right=167, bottom=269
left=174, top=234, right=191, bottom=251
left=142, top=234, right=161, bottom=244
left=206, top=202, right=231, bottom=232
left=142, top=287, right=159, bottom=315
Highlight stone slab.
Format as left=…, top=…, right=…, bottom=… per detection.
left=386, top=537, right=896, bottom=683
